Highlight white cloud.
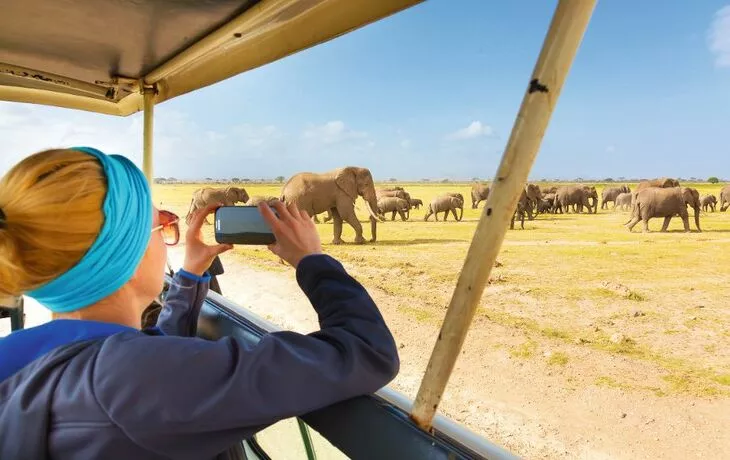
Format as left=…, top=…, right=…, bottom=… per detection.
left=400, top=139, right=412, bottom=149
left=708, top=5, right=730, bottom=67
left=448, top=121, right=494, bottom=140
left=302, top=120, right=367, bottom=145
left=605, top=145, right=616, bottom=153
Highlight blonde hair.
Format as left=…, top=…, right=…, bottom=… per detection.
left=0, top=149, right=106, bottom=298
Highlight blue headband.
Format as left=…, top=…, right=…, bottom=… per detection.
left=26, top=147, right=153, bottom=313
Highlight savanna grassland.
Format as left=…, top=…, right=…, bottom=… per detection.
left=155, top=182, right=730, bottom=459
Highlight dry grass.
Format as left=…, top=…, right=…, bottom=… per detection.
left=154, top=182, right=730, bottom=397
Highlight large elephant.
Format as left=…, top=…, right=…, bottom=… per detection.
left=424, top=195, right=463, bottom=221
left=186, top=186, right=249, bottom=224
left=524, top=184, right=543, bottom=218
left=445, top=192, right=465, bottom=221
left=720, top=185, right=730, bottom=212
left=554, top=185, right=597, bottom=214
left=601, top=185, right=631, bottom=209
left=625, top=187, right=701, bottom=232
left=701, top=194, right=717, bottom=213
left=615, top=192, right=632, bottom=211
left=281, top=166, right=384, bottom=244
left=377, top=197, right=410, bottom=221
left=471, top=183, right=490, bottom=209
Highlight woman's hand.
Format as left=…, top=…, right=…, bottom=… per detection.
left=260, top=201, right=322, bottom=268
left=183, top=203, right=234, bottom=276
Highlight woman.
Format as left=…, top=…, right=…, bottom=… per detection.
left=0, top=147, right=399, bottom=459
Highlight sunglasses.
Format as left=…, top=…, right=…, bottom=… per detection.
left=151, top=210, right=180, bottom=246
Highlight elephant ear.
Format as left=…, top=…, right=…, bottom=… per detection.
left=335, top=168, right=358, bottom=200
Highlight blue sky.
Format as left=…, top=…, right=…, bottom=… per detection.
left=1, top=0, right=729, bottom=180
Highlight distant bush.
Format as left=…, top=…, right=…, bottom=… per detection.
left=389, top=178, right=397, bottom=182
left=603, top=177, right=614, bottom=182
left=275, top=176, right=285, bottom=183
left=441, top=178, right=450, bottom=183
left=708, top=176, right=720, bottom=184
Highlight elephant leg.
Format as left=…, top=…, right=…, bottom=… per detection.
left=626, top=215, right=641, bottom=232
left=660, top=216, right=672, bottom=232
left=331, top=208, right=345, bottom=245
left=399, top=210, right=406, bottom=221
left=641, top=217, right=652, bottom=233
left=313, top=215, right=321, bottom=224
left=424, top=209, right=432, bottom=221
left=339, top=205, right=365, bottom=244
left=391, top=211, right=396, bottom=221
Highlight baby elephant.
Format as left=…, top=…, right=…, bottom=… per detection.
left=614, top=192, right=632, bottom=211
left=247, top=195, right=280, bottom=207
left=377, top=197, right=410, bottom=221
left=701, top=194, right=717, bottom=212
left=410, top=198, right=423, bottom=209
left=424, top=195, right=463, bottom=221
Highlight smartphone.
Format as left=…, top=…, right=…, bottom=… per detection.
left=214, top=206, right=277, bottom=245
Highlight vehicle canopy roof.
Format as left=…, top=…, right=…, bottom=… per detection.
left=0, top=0, right=421, bottom=115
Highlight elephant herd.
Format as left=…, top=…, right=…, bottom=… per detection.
left=185, top=170, right=730, bottom=244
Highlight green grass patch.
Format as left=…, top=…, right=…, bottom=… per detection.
left=547, top=352, right=569, bottom=366
left=510, top=340, right=538, bottom=359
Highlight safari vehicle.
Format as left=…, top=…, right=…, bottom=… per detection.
left=1, top=0, right=596, bottom=458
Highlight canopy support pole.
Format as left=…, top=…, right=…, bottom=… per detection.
left=409, top=0, right=596, bottom=431
left=142, top=85, right=156, bottom=185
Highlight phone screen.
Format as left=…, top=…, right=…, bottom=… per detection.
left=214, top=206, right=276, bottom=245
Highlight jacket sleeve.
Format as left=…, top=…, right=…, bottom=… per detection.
left=92, top=254, right=399, bottom=460
left=154, top=270, right=210, bottom=337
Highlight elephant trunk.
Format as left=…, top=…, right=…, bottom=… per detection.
left=458, top=204, right=463, bottom=221
left=694, top=203, right=701, bottom=232
left=370, top=216, right=378, bottom=242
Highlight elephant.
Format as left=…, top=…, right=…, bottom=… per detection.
left=519, top=184, right=542, bottom=219
left=554, top=185, right=598, bottom=214
left=625, top=187, right=701, bottom=233
left=424, top=195, right=463, bottom=221
left=471, top=183, right=490, bottom=209
left=186, top=186, right=249, bottom=224
left=721, top=185, right=730, bottom=212
left=701, top=194, right=717, bottom=213
left=445, top=193, right=465, bottom=221
left=510, top=188, right=537, bottom=229
left=376, top=189, right=412, bottom=206
left=410, top=198, right=423, bottom=209
left=541, top=185, right=558, bottom=195
left=601, top=185, right=631, bottom=209
left=614, top=192, right=632, bottom=211
left=635, top=177, right=680, bottom=192
left=247, top=195, right=280, bottom=207
left=280, top=166, right=384, bottom=244
left=377, top=197, right=410, bottom=221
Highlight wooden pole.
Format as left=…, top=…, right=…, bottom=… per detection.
left=410, top=0, right=597, bottom=430
left=142, top=86, right=155, bottom=185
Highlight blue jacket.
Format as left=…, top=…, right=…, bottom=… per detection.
left=0, top=254, right=399, bottom=459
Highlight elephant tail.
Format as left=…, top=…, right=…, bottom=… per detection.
left=624, top=199, right=640, bottom=225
